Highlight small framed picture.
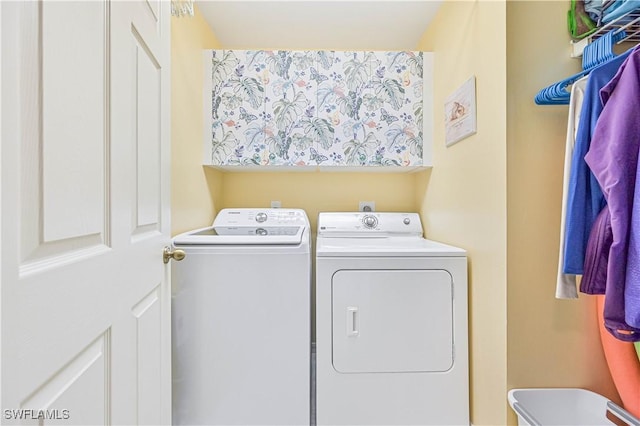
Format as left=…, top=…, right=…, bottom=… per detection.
left=444, top=76, right=477, bottom=147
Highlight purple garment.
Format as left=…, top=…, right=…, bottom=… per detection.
left=582, top=206, right=611, bottom=295
left=584, top=47, right=640, bottom=341
left=626, top=89, right=640, bottom=327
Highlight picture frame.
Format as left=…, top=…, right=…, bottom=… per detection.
left=444, top=76, right=477, bottom=147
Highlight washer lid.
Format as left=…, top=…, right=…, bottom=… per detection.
left=173, top=225, right=305, bottom=245
left=316, top=236, right=466, bottom=257
left=173, top=208, right=310, bottom=245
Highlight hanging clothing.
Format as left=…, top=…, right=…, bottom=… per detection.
left=584, top=0, right=605, bottom=21
left=584, top=47, right=640, bottom=341
left=582, top=205, right=611, bottom=295
left=602, top=0, right=640, bottom=23
left=623, top=57, right=640, bottom=329
left=563, top=48, right=633, bottom=276
left=556, top=76, right=588, bottom=299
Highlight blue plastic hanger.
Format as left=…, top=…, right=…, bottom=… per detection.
left=534, top=29, right=626, bottom=105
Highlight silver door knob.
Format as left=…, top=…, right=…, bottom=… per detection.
left=163, top=246, right=186, bottom=264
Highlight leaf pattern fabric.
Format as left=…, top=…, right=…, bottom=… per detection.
left=208, top=50, right=425, bottom=167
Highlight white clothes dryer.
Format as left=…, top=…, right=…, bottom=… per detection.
left=316, top=212, right=469, bottom=425
left=172, top=208, right=311, bottom=425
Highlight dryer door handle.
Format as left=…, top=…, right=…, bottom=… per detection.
left=347, top=307, right=359, bottom=337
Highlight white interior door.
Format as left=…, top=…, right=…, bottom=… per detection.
left=1, top=1, right=171, bottom=424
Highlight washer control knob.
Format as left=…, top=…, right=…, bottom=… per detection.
left=255, top=212, right=268, bottom=223
left=256, top=228, right=268, bottom=236
left=362, top=215, right=378, bottom=229
left=403, top=218, right=411, bottom=225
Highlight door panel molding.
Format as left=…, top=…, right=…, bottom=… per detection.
left=19, top=1, right=112, bottom=272
left=132, top=285, right=162, bottom=425
left=132, top=24, right=161, bottom=234
left=21, top=331, right=111, bottom=424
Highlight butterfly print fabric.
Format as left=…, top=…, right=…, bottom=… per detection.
left=208, top=50, right=425, bottom=167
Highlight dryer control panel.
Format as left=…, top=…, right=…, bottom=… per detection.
left=318, top=212, right=423, bottom=237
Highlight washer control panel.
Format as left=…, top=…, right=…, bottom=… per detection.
left=213, top=208, right=310, bottom=227
left=318, top=212, right=423, bottom=237
left=255, top=212, right=268, bottom=223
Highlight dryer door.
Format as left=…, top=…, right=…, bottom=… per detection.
left=332, top=269, right=453, bottom=373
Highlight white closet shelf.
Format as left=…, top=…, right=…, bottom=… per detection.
left=203, top=164, right=432, bottom=173
left=571, top=9, right=640, bottom=57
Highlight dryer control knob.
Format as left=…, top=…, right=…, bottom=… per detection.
left=255, top=212, right=268, bottom=223
left=256, top=228, right=268, bottom=236
left=362, top=215, right=378, bottom=229
left=403, top=218, right=411, bottom=225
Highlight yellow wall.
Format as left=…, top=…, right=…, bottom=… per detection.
left=171, top=6, right=225, bottom=235
left=221, top=172, right=416, bottom=232
left=416, top=2, right=619, bottom=423
left=416, top=1, right=508, bottom=424
left=172, top=6, right=418, bottom=233
left=506, top=1, right=618, bottom=423
left=173, top=2, right=620, bottom=424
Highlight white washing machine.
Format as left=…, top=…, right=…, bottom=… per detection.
left=316, top=212, right=469, bottom=425
left=171, top=208, right=311, bottom=425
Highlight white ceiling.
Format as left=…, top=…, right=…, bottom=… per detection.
left=196, top=1, right=443, bottom=51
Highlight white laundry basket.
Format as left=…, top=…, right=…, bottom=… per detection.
left=508, top=388, right=640, bottom=426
